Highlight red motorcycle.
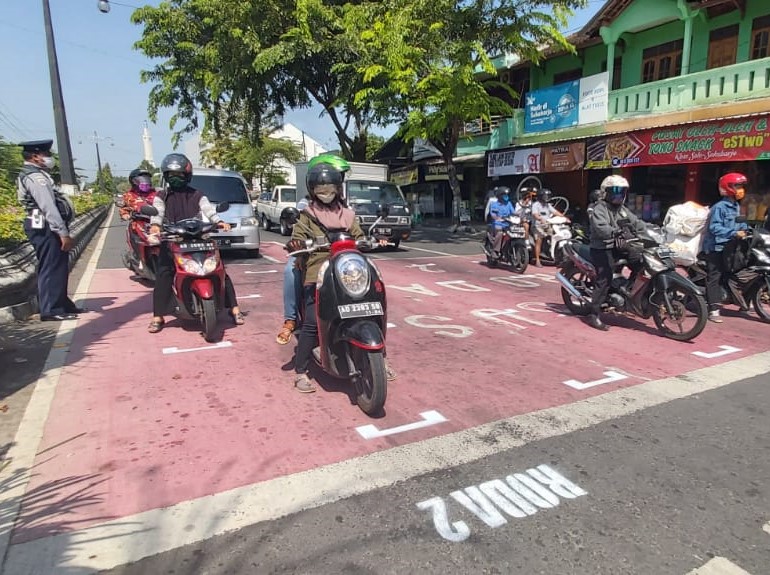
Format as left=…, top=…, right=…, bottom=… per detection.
left=123, top=210, right=160, bottom=282
left=140, top=203, right=230, bottom=342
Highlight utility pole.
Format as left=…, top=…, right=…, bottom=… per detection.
left=92, top=131, right=112, bottom=192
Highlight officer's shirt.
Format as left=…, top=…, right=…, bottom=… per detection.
left=17, top=162, right=69, bottom=237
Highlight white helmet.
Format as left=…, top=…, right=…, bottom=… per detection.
left=600, top=175, right=629, bottom=206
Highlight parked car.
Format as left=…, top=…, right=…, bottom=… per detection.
left=187, top=168, right=260, bottom=256
left=256, top=185, right=298, bottom=235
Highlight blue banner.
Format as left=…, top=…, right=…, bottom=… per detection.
left=524, top=80, right=580, bottom=133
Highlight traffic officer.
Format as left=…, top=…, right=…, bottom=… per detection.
left=16, top=140, right=84, bottom=321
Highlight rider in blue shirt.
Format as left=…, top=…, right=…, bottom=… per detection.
left=488, top=186, right=515, bottom=255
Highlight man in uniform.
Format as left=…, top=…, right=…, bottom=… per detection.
left=16, top=140, right=84, bottom=321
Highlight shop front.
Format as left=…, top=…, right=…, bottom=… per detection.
left=390, top=162, right=465, bottom=221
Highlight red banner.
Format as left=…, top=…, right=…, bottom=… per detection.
left=586, top=115, right=770, bottom=169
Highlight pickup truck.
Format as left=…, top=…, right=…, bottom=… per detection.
left=295, top=161, right=412, bottom=248
left=256, top=185, right=298, bottom=235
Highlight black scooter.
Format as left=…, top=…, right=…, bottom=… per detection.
left=287, top=206, right=391, bottom=416
left=482, top=214, right=529, bottom=273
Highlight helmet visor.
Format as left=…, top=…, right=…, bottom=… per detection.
left=606, top=186, right=627, bottom=204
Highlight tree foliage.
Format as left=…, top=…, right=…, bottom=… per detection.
left=348, top=0, right=586, bottom=223
left=132, top=0, right=382, bottom=160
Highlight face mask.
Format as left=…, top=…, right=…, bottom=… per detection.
left=735, top=189, right=746, bottom=202
left=167, top=176, right=187, bottom=189
left=138, top=182, right=152, bottom=193
left=316, top=190, right=337, bottom=204
left=41, top=156, right=55, bottom=170
left=502, top=195, right=509, bottom=202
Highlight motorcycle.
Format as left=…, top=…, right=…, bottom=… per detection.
left=122, top=210, right=160, bottom=282
left=286, top=206, right=391, bottom=416
left=139, top=203, right=230, bottom=343
left=482, top=214, right=529, bottom=272
left=529, top=215, right=573, bottom=266
left=556, top=220, right=708, bottom=341
left=686, top=227, right=770, bottom=322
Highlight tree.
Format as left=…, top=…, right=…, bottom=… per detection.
left=132, top=0, right=384, bottom=161
left=137, top=159, right=157, bottom=174
left=366, top=133, right=386, bottom=162
left=0, top=137, right=22, bottom=198
left=98, top=163, right=116, bottom=194
left=349, top=0, right=585, bottom=227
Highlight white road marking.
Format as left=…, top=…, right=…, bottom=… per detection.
left=5, top=352, right=770, bottom=573
left=356, top=410, right=448, bottom=439
left=686, top=557, right=752, bottom=575
left=245, top=269, right=278, bottom=274
left=162, top=341, right=233, bottom=355
left=240, top=294, right=261, bottom=299
left=763, top=521, right=770, bottom=535
left=563, top=371, right=628, bottom=391
left=403, top=244, right=457, bottom=256
left=692, top=345, right=742, bottom=359
left=387, top=322, right=397, bottom=328
left=261, top=254, right=282, bottom=264
left=0, top=205, right=114, bottom=565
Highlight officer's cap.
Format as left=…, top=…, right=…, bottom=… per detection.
left=19, top=140, right=53, bottom=154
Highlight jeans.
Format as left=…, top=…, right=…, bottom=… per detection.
left=283, top=256, right=302, bottom=321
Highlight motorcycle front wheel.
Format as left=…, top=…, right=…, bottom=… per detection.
left=199, top=297, right=219, bottom=342
left=652, top=286, right=707, bottom=341
left=752, top=282, right=770, bottom=322
left=512, top=246, right=528, bottom=274
left=351, top=347, right=387, bottom=416
left=560, top=264, right=592, bottom=316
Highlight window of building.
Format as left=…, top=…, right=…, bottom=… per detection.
left=641, top=40, right=683, bottom=83
left=553, top=68, right=582, bottom=86
left=752, top=15, right=770, bottom=60
left=707, top=24, right=739, bottom=69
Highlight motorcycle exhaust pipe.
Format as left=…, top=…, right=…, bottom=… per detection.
left=555, top=272, right=591, bottom=303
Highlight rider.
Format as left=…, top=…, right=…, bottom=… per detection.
left=487, top=186, right=515, bottom=256
left=531, top=188, right=568, bottom=267
left=147, top=153, right=244, bottom=333
left=701, top=172, right=749, bottom=323
left=276, top=194, right=311, bottom=345
left=514, top=186, right=536, bottom=238
left=121, top=168, right=156, bottom=261
left=285, top=156, right=391, bottom=393
left=586, top=175, right=646, bottom=331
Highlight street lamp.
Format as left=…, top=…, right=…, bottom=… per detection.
left=42, top=0, right=110, bottom=194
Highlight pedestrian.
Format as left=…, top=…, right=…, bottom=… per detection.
left=16, top=140, right=85, bottom=321
left=701, top=172, right=749, bottom=323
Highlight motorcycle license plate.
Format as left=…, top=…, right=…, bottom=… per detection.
left=508, top=226, right=526, bottom=239
left=375, top=228, right=392, bottom=235
left=338, top=302, right=384, bottom=319
left=177, top=241, right=215, bottom=252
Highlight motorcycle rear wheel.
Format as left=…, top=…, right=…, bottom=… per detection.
left=652, top=287, right=707, bottom=341
left=200, top=297, right=219, bottom=342
left=560, top=264, right=592, bottom=316
left=752, top=283, right=770, bottom=322
left=352, top=348, right=387, bottom=416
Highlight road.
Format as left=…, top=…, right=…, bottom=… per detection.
left=0, top=208, right=768, bottom=574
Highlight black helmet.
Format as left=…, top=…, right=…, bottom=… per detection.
left=537, top=188, right=552, bottom=203
left=495, top=186, right=512, bottom=200
left=129, top=168, right=153, bottom=192
left=160, top=153, right=193, bottom=184
left=306, top=162, right=344, bottom=203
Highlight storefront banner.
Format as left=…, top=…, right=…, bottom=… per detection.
left=425, top=163, right=464, bottom=181
left=525, top=72, right=609, bottom=134
left=487, top=148, right=541, bottom=177
left=541, top=142, right=586, bottom=172
left=390, top=166, right=418, bottom=186
left=586, top=115, right=770, bottom=169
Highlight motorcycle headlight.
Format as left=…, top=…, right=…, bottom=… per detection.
left=335, top=253, right=369, bottom=297
left=241, top=217, right=257, bottom=226
left=177, top=256, right=205, bottom=276
left=642, top=252, right=671, bottom=274
left=203, top=256, right=219, bottom=274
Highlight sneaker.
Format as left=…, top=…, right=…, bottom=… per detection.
left=708, top=310, right=723, bottom=323
left=293, top=373, right=316, bottom=393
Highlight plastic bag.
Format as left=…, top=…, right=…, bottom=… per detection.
left=663, top=201, right=710, bottom=239
left=666, top=233, right=703, bottom=266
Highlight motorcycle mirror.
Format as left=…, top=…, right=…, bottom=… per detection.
left=216, top=202, right=230, bottom=213
left=139, top=204, right=159, bottom=216
left=377, top=202, right=390, bottom=218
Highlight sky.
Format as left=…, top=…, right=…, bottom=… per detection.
left=0, top=0, right=601, bottom=181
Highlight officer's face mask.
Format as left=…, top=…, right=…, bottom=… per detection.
left=314, top=184, right=339, bottom=205
left=166, top=172, right=187, bottom=190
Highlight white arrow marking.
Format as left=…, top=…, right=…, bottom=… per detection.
left=240, top=294, right=261, bottom=299
left=563, top=371, right=627, bottom=391
left=245, top=270, right=278, bottom=274
left=356, top=410, right=448, bottom=439
left=692, top=345, right=742, bottom=359
left=387, top=322, right=397, bottom=328
left=162, top=341, right=233, bottom=355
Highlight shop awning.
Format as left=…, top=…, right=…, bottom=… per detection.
left=452, top=153, right=486, bottom=164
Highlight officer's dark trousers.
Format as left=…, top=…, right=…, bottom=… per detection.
left=590, top=248, right=614, bottom=316
left=25, top=222, right=72, bottom=317
left=152, top=243, right=239, bottom=317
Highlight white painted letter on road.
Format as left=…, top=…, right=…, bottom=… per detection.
left=416, top=498, right=470, bottom=542
left=471, top=308, right=547, bottom=330
left=692, top=345, right=742, bottom=359
left=435, top=280, right=491, bottom=293
left=404, top=315, right=474, bottom=338
left=389, top=284, right=440, bottom=297
left=406, top=263, right=445, bottom=273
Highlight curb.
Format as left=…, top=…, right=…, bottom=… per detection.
left=0, top=205, right=110, bottom=324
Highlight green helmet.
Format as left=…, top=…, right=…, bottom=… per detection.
left=308, top=153, right=350, bottom=173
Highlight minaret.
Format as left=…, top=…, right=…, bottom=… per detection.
left=142, top=121, right=155, bottom=167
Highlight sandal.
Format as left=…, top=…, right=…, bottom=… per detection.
left=385, top=362, right=397, bottom=382
left=232, top=311, right=245, bottom=325
left=148, top=320, right=164, bottom=334
left=276, top=320, right=296, bottom=345
left=294, top=374, right=316, bottom=394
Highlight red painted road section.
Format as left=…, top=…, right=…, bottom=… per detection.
left=14, top=243, right=769, bottom=543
